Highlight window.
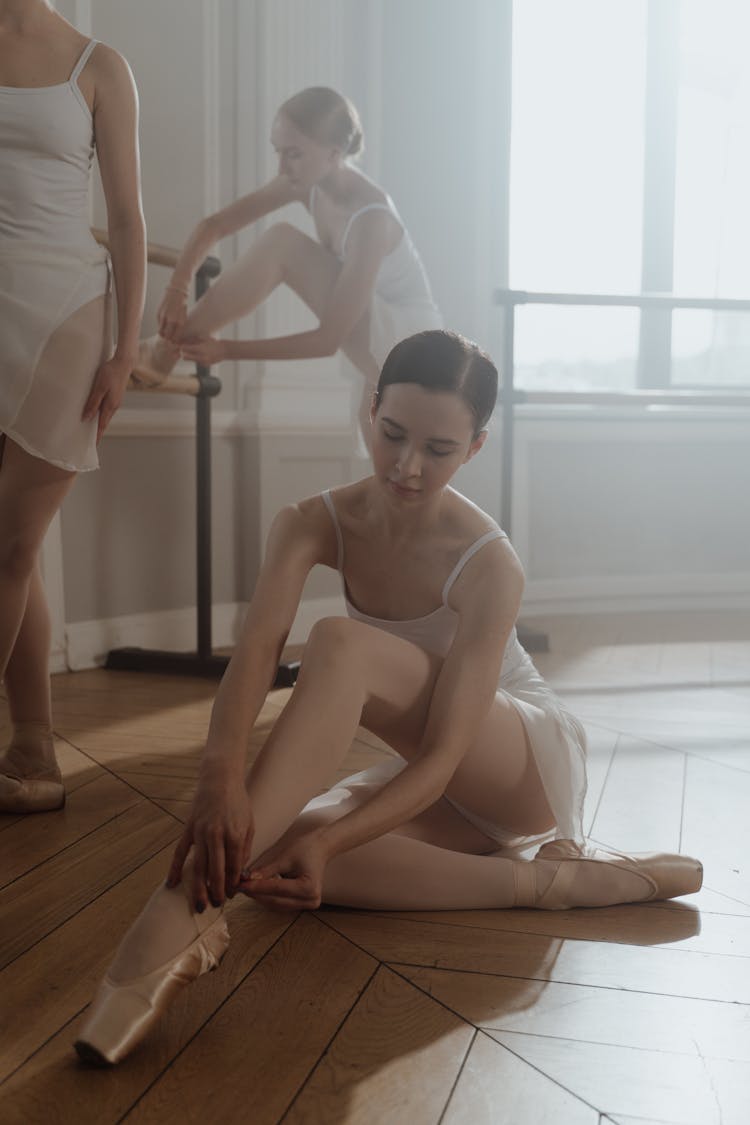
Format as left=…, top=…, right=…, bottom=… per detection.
left=509, top=0, right=750, bottom=391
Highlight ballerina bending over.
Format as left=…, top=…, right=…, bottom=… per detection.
left=76, top=330, right=701, bottom=1066
left=136, top=86, right=441, bottom=443
left=0, top=0, right=145, bottom=814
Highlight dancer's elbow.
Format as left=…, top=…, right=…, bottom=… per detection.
left=314, top=327, right=341, bottom=357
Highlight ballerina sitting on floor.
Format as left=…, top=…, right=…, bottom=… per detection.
left=76, top=329, right=702, bottom=1066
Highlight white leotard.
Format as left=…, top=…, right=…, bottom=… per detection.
left=0, top=39, right=110, bottom=471
left=321, top=488, right=588, bottom=847
left=310, top=183, right=442, bottom=370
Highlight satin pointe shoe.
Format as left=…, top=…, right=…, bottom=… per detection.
left=0, top=760, right=63, bottom=814
left=74, top=912, right=230, bottom=1066
left=513, top=838, right=703, bottom=910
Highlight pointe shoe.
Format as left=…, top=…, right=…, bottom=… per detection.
left=513, top=838, right=703, bottom=910
left=131, top=336, right=194, bottom=386
left=74, top=913, right=230, bottom=1066
left=0, top=760, right=64, bottom=814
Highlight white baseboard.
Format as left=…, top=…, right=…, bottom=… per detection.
left=64, top=595, right=348, bottom=671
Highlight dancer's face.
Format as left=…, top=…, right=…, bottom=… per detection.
left=370, top=384, right=487, bottom=504
left=271, top=114, right=340, bottom=189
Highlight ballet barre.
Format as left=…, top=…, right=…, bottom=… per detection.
left=91, top=228, right=299, bottom=687
left=494, top=288, right=750, bottom=652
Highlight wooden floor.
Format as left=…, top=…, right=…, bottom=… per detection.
left=1, top=611, right=749, bottom=1124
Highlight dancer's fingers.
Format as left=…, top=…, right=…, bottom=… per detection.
left=226, top=832, right=249, bottom=898
left=166, top=830, right=192, bottom=889
left=82, top=383, right=104, bottom=422
left=192, top=844, right=209, bottom=912
left=207, top=836, right=227, bottom=908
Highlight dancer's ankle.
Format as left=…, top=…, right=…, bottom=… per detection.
left=2, top=722, right=58, bottom=778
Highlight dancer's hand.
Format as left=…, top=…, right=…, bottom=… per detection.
left=157, top=287, right=188, bottom=342
left=82, top=354, right=133, bottom=441
left=239, top=830, right=330, bottom=912
left=179, top=335, right=226, bottom=366
left=167, top=779, right=254, bottom=911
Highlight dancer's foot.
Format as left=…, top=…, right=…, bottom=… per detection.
left=0, top=722, right=64, bottom=813
left=513, top=839, right=703, bottom=910
left=74, top=871, right=229, bottom=1066
left=130, top=335, right=185, bottom=386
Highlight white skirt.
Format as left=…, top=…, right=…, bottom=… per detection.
left=0, top=242, right=111, bottom=471
left=331, top=653, right=588, bottom=858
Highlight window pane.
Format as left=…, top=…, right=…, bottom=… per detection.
left=672, top=310, right=750, bottom=387
left=515, top=307, right=639, bottom=391
left=509, top=0, right=646, bottom=294
left=673, top=1, right=750, bottom=299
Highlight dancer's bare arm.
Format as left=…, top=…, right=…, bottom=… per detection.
left=248, top=540, right=524, bottom=906
left=82, top=46, right=146, bottom=438
left=167, top=502, right=329, bottom=900
left=179, top=209, right=398, bottom=365
left=158, top=176, right=301, bottom=339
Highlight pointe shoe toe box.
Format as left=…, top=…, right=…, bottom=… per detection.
left=0, top=773, right=64, bottom=813
left=536, top=839, right=703, bottom=905
left=75, top=916, right=230, bottom=1066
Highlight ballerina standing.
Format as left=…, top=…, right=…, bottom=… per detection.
left=0, top=0, right=146, bottom=812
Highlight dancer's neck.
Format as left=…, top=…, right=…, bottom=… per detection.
left=0, top=1, right=53, bottom=34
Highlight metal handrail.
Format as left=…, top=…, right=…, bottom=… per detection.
left=493, top=287, right=750, bottom=534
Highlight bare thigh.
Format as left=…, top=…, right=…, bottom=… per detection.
left=303, top=618, right=555, bottom=840
left=0, top=436, right=76, bottom=553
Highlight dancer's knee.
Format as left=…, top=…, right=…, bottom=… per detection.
left=0, top=531, right=39, bottom=583
left=298, top=617, right=368, bottom=679
left=260, top=220, right=301, bottom=260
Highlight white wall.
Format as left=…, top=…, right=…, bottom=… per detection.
left=52, top=0, right=750, bottom=669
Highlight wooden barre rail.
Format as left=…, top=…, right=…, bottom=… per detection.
left=92, top=225, right=180, bottom=270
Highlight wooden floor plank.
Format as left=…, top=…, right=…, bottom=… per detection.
left=589, top=736, right=686, bottom=853
left=0, top=892, right=295, bottom=1124
left=441, top=1028, right=598, bottom=1125
left=285, top=965, right=473, bottom=1124
left=122, top=914, right=377, bottom=1125
left=0, top=772, right=146, bottom=889
left=0, top=802, right=180, bottom=971
left=682, top=753, right=750, bottom=905
left=377, top=897, right=750, bottom=957
left=397, top=966, right=750, bottom=1061
left=322, top=912, right=749, bottom=1003
left=488, top=1029, right=750, bottom=1125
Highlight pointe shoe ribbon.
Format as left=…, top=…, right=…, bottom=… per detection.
left=74, top=914, right=230, bottom=1066
left=514, top=838, right=703, bottom=910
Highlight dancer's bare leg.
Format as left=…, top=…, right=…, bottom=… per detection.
left=108, top=615, right=691, bottom=987
left=144, top=222, right=381, bottom=395
left=0, top=439, right=74, bottom=792
left=5, top=565, right=53, bottom=726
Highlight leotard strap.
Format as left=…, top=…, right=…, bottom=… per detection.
left=340, top=203, right=401, bottom=258
left=321, top=490, right=344, bottom=571
left=70, top=40, right=98, bottom=83
left=441, top=529, right=507, bottom=604
left=69, top=39, right=98, bottom=117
